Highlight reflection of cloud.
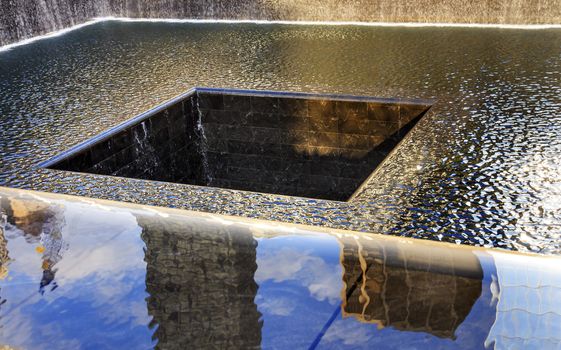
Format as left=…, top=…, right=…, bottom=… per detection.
left=100, top=298, right=152, bottom=327
left=56, top=234, right=142, bottom=283
left=322, top=319, right=374, bottom=346
left=256, top=246, right=341, bottom=304
left=0, top=199, right=151, bottom=348
left=4, top=233, right=44, bottom=281
left=52, top=202, right=149, bottom=327
left=54, top=201, right=144, bottom=283
left=258, top=297, right=296, bottom=316
left=0, top=304, right=82, bottom=350
left=33, top=322, right=82, bottom=350
left=0, top=308, right=35, bottom=349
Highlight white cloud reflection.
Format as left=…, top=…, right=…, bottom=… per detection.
left=257, top=296, right=296, bottom=316
left=255, top=244, right=342, bottom=305
left=0, top=199, right=151, bottom=349
left=322, top=319, right=374, bottom=346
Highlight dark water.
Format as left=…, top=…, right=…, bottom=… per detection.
left=0, top=21, right=560, bottom=254
left=1, top=188, right=560, bottom=349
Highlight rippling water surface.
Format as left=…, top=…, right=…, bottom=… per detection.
left=0, top=21, right=560, bottom=253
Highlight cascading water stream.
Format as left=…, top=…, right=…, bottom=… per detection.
left=1, top=0, right=559, bottom=47
left=132, top=121, right=160, bottom=176
left=194, top=97, right=213, bottom=185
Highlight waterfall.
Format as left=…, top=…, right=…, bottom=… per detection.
left=0, top=0, right=106, bottom=46
left=133, top=120, right=160, bottom=176
left=1, top=0, right=560, bottom=47
left=194, top=97, right=213, bottom=185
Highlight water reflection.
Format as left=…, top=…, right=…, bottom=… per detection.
left=339, top=236, right=483, bottom=339
left=1, top=23, right=560, bottom=252
left=0, top=197, right=66, bottom=294
left=0, top=192, right=151, bottom=349
left=137, top=214, right=262, bottom=349
left=0, top=189, right=560, bottom=349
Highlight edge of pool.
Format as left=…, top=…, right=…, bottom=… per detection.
left=2, top=16, right=560, bottom=53
left=1, top=185, right=557, bottom=261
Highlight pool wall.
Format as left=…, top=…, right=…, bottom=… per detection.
left=43, top=88, right=431, bottom=201
left=197, top=89, right=429, bottom=200
left=47, top=91, right=203, bottom=185
left=2, top=1, right=560, bottom=46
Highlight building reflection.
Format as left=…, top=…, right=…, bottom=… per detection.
left=136, top=214, right=262, bottom=349
left=339, top=236, right=484, bottom=339
left=136, top=208, right=485, bottom=347
left=0, top=196, right=66, bottom=294
left=0, top=189, right=559, bottom=348
left=0, top=191, right=486, bottom=345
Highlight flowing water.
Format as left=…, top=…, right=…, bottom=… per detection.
left=1, top=0, right=560, bottom=46
left=0, top=21, right=560, bottom=254
left=195, top=95, right=214, bottom=184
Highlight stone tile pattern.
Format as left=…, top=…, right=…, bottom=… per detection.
left=340, top=236, right=483, bottom=339
left=137, top=213, right=261, bottom=349
left=50, top=90, right=429, bottom=201
left=198, top=91, right=429, bottom=201
left=50, top=94, right=207, bottom=186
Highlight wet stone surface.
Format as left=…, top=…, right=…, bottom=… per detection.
left=0, top=21, right=560, bottom=253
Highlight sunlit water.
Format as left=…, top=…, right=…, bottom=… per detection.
left=1, top=189, right=561, bottom=349
left=0, top=21, right=560, bottom=253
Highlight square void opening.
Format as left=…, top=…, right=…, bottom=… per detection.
left=44, top=88, right=432, bottom=201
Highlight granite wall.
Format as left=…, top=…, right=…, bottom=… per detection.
left=197, top=90, right=430, bottom=200
left=1, top=0, right=560, bottom=47
left=49, top=93, right=206, bottom=186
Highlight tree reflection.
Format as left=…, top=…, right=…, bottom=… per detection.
left=0, top=197, right=66, bottom=294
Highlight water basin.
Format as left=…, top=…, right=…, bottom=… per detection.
left=44, top=88, right=430, bottom=201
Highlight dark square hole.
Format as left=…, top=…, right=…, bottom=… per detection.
left=43, top=88, right=432, bottom=201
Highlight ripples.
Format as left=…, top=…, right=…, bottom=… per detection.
left=0, top=22, right=560, bottom=253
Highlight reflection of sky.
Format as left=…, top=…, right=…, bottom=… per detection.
left=255, top=235, right=343, bottom=349
left=485, top=251, right=561, bottom=350
left=254, top=235, right=497, bottom=350
left=1, top=194, right=561, bottom=349
left=0, top=200, right=155, bottom=350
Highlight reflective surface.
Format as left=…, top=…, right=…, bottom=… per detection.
left=0, top=188, right=560, bottom=349
left=0, top=22, right=560, bottom=253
